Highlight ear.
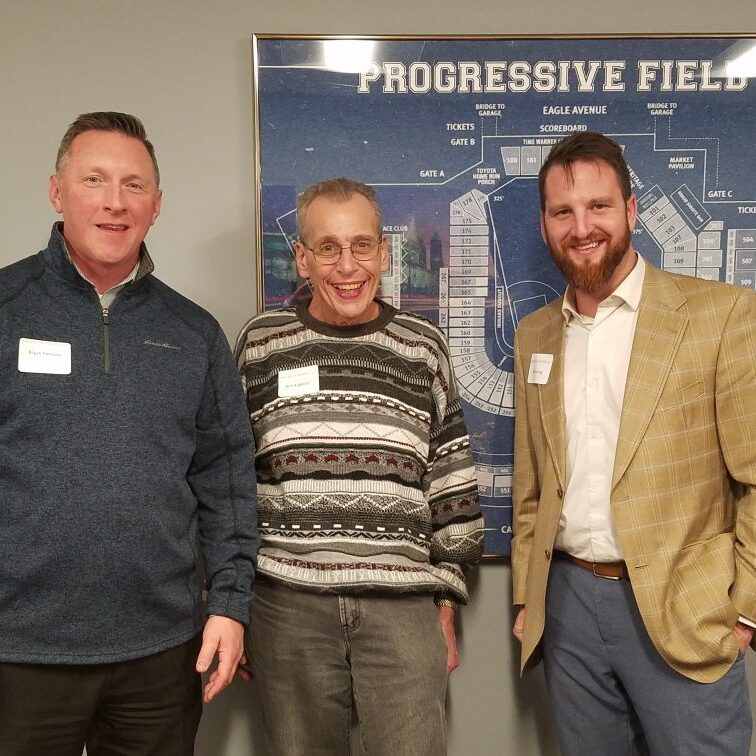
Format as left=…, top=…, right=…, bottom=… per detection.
left=150, top=189, right=163, bottom=226
left=626, top=193, right=637, bottom=231
left=294, top=240, right=310, bottom=279
left=539, top=212, right=547, bottom=245
left=49, top=175, right=63, bottom=214
left=378, top=236, right=389, bottom=273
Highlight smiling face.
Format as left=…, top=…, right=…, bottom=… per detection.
left=49, top=129, right=162, bottom=290
left=541, top=158, right=637, bottom=309
left=295, top=193, right=388, bottom=326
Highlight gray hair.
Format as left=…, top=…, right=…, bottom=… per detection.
left=296, top=177, right=382, bottom=241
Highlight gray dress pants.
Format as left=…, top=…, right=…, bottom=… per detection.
left=543, top=557, right=751, bottom=755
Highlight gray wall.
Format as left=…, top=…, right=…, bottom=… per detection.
left=2, top=2, right=755, bottom=754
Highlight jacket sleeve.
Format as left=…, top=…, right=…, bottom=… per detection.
left=425, top=336, right=484, bottom=597
left=719, top=290, right=756, bottom=622
left=511, top=328, right=540, bottom=606
left=187, top=322, right=259, bottom=624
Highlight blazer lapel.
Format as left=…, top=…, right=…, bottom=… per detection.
left=537, top=307, right=567, bottom=492
left=612, top=266, right=688, bottom=489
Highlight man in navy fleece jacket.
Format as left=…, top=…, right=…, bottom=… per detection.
left=0, top=112, right=258, bottom=756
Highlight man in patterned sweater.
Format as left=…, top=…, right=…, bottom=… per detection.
left=235, top=177, right=483, bottom=755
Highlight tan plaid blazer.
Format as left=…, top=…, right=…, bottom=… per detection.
left=512, top=261, right=756, bottom=683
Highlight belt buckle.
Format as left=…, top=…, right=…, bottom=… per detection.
left=592, top=563, right=621, bottom=581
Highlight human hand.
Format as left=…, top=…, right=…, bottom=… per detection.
left=734, top=621, right=754, bottom=654
left=512, top=607, right=526, bottom=643
left=195, top=615, right=245, bottom=702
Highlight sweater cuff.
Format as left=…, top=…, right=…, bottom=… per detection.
left=434, top=594, right=458, bottom=610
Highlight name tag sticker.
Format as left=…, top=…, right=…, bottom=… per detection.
left=278, top=364, right=319, bottom=397
left=527, top=353, right=553, bottom=385
left=18, top=338, right=72, bottom=375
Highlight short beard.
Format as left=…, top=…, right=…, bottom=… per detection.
left=548, top=224, right=631, bottom=294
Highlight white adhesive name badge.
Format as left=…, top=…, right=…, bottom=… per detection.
left=278, top=364, right=320, bottom=397
left=18, top=338, right=71, bottom=375
left=527, top=353, right=553, bottom=385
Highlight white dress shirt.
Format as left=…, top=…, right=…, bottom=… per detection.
left=554, top=254, right=645, bottom=562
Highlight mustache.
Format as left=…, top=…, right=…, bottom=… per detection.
left=565, top=234, right=609, bottom=246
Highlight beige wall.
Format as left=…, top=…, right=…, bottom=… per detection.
left=2, top=3, right=755, bottom=754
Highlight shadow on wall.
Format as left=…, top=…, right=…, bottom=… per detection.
left=196, top=674, right=267, bottom=755
left=509, top=641, right=559, bottom=754
left=455, top=563, right=559, bottom=756
left=454, top=562, right=560, bottom=756
left=498, top=561, right=559, bottom=756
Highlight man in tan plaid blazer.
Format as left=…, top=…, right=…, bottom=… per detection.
left=511, top=132, right=756, bottom=755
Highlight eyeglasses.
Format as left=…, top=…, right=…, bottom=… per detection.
left=303, top=237, right=382, bottom=264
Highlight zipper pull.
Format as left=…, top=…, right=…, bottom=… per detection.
left=102, top=307, right=111, bottom=372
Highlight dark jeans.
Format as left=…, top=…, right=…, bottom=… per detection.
left=0, top=635, right=203, bottom=756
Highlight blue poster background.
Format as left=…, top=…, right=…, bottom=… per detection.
left=254, top=36, right=756, bottom=554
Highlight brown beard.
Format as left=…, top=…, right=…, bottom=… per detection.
left=547, top=224, right=631, bottom=294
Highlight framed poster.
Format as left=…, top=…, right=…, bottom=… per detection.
left=252, top=34, right=756, bottom=555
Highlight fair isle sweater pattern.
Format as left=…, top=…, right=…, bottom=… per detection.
left=235, top=300, right=484, bottom=602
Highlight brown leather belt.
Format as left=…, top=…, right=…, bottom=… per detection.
left=555, top=550, right=628, bottom=580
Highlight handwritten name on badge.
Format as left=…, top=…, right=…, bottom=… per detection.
left=18, top=338, right=72, bottom=375
left=278, top=364, right=320, bottom=397
left=527, top=353, right=553, bottom=385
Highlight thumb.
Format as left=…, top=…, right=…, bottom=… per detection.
left=196, top=633, right=219, bottom=673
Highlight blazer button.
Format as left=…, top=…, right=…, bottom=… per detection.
left=545, top=549, right=551, bottom=560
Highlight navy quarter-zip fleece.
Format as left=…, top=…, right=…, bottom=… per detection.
left=0, top=224, right=259, bottom=663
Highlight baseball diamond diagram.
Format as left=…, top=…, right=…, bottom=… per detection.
left=253, top=35, right=756, bottom=555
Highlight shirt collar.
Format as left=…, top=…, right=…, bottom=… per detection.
left=64, top=242, right=141, bottom=297
left=561, top=253, right=645, bottom=322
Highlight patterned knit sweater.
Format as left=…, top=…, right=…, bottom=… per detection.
left=235, top=299, right=484, bottom=602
